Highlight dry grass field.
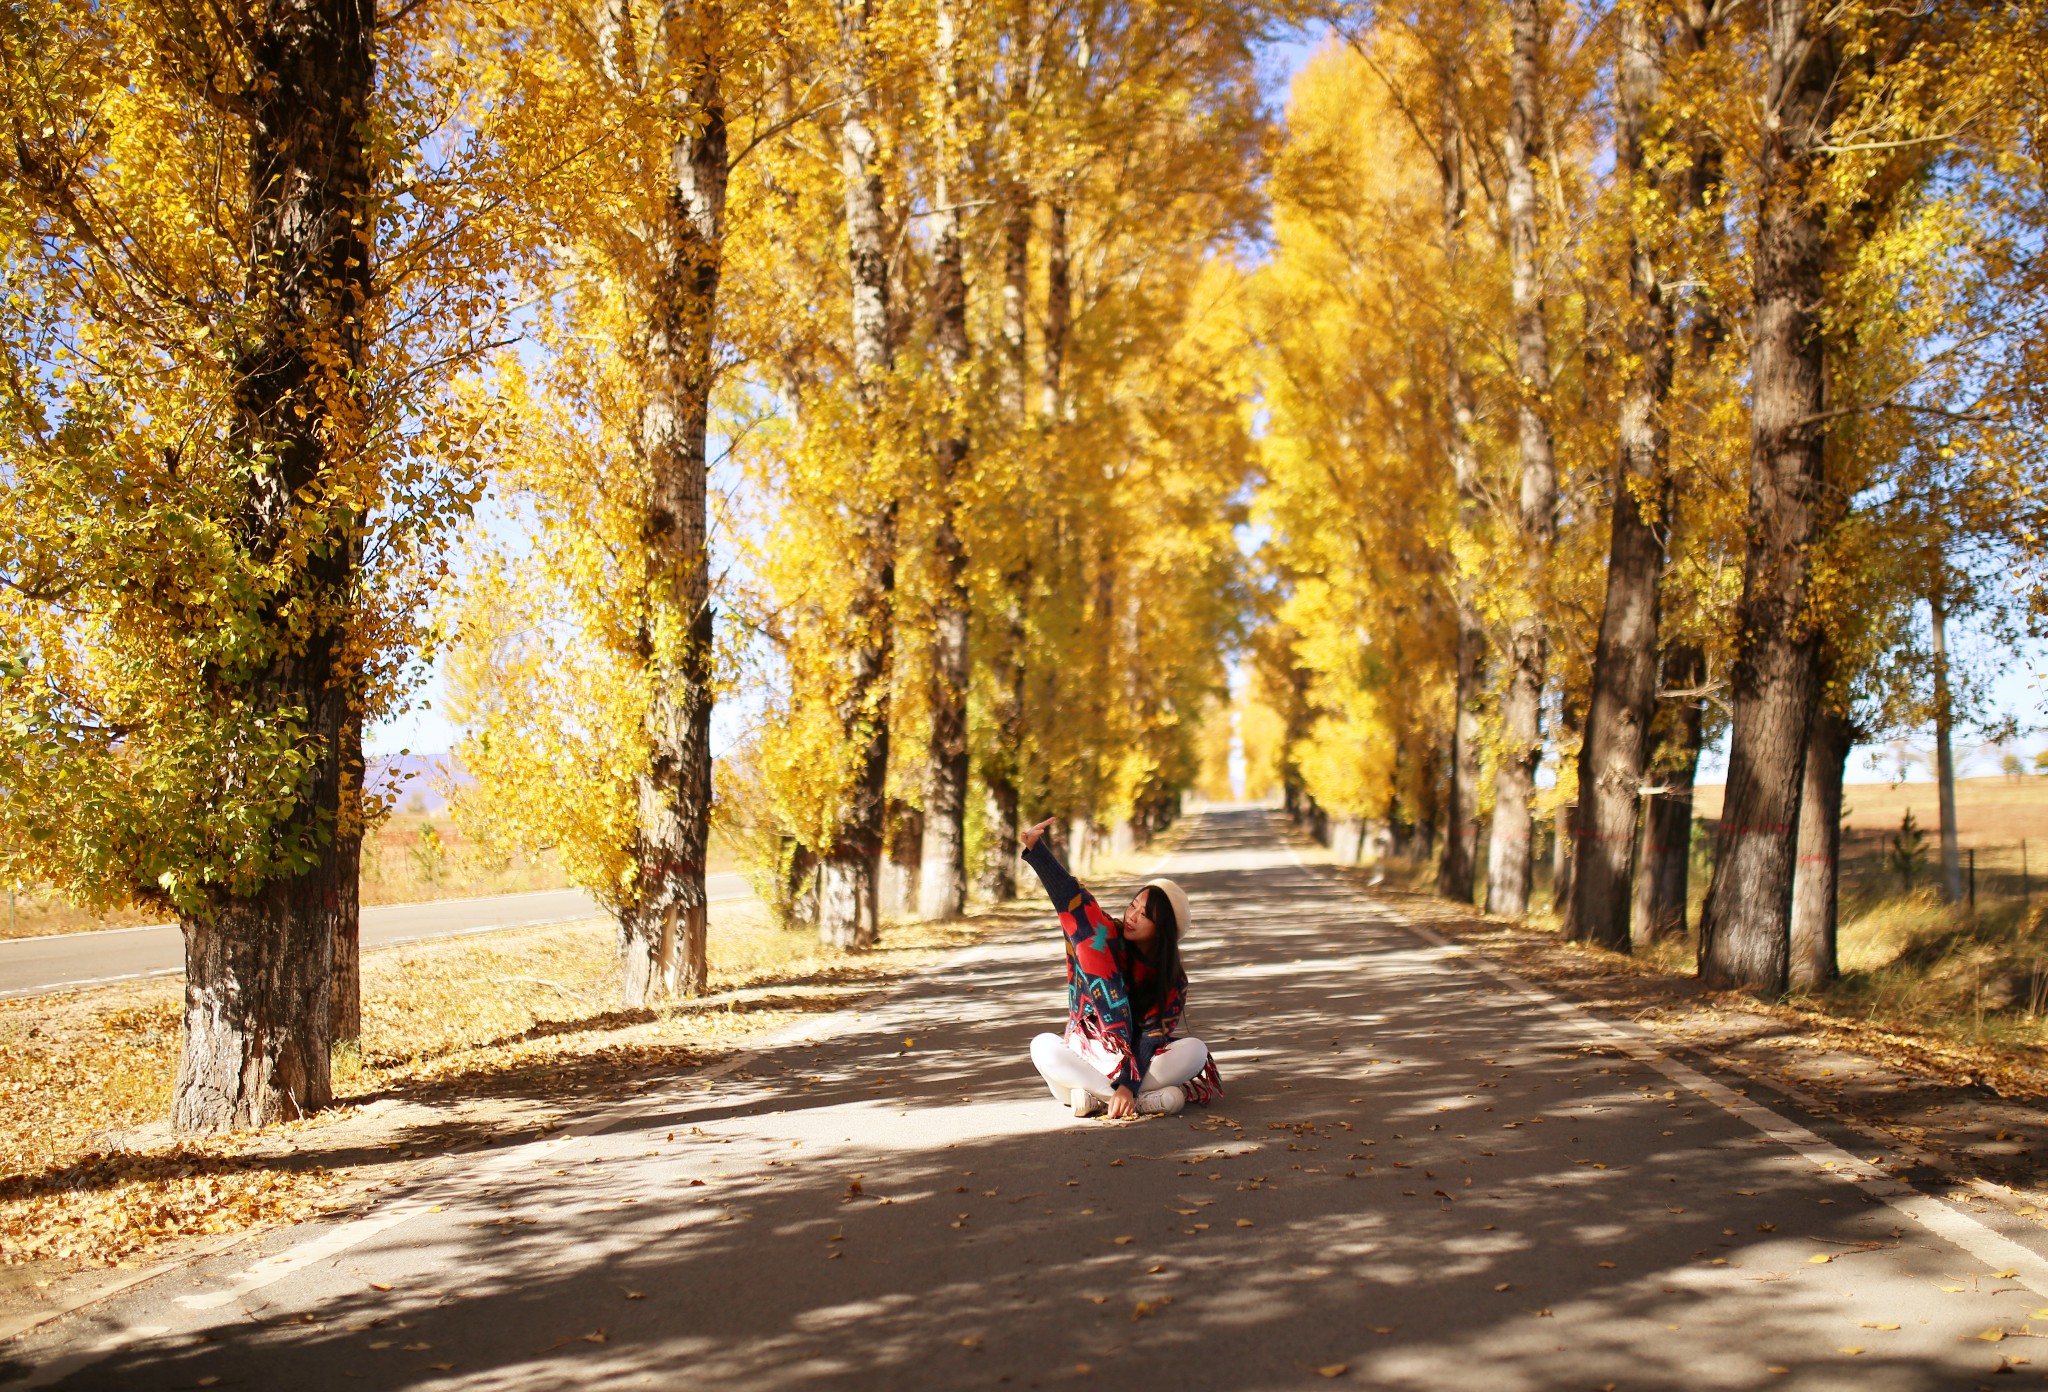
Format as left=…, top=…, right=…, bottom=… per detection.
left=1694, top=773, right=2048, bottom=850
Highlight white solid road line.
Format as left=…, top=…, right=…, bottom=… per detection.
left=1277, top=838, right=2048, bottom=1298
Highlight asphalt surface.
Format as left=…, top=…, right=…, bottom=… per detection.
left=0, top=875, right=751, bottom=1001
left=9, top=809, right=2048, bottom=1390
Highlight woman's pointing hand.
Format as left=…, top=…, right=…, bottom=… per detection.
left=1019, top=816, right=1057, bottom=854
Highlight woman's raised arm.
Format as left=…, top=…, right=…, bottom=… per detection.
left=1019, top=817, right=1087, bottom=913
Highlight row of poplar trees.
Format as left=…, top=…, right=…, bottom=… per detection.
left=1252, top=0, right=2048, bottom=995
left=0, top=0, right=1266, bottom=1133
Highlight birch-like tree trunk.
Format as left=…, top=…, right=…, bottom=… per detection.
left=1570, top=3, right=1670, bottom=950
left=1790, top=700, right=1851, bottom=988
left=616, top=0, right=726, bottom=1003
left=1435, top=74, right=1485, bottom=906
left=174, top=0, right=376, bottom=1132
left=1486, top=0, right=1557, bottom=918
left=819, top=0, right=897, bottom=949
left=1697, top=0, right=1840, bottom=995
left=919, top=0, right=971, bottom=921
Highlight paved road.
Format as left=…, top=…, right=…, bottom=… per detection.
left=11, top=809, right=2048, bottom=1389
left=0, top=875, right=751, bottom=1001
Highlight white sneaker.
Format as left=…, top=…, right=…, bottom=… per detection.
left=1070, top=1088, right=1103, bottom=1118
left=1137, top=1085, right=1186, bottom=1115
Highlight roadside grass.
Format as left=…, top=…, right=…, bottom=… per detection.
left=0, top=902, right=982, bottom=1272
left=1301, top=815, right=2048, bottom=1095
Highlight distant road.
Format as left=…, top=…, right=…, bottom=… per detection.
left=0, top=874, right=752, bottom=1001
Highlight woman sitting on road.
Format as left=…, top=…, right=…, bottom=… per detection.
left=1019, top=817, right=1223, bottom=1118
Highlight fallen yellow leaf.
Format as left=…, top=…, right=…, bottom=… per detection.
left=1809, top=1254, right=1833, bottom=1264
left=1236, top=1219, right=1254, bottom=1228
left=1113, top=1235, right=1134, bottom=1246
left=1316, top=1365, right=1349, bottom=1378
left=1838, top=1346, right=1864, bottom=1356
left=1858, top=1321, right=1900, bottom=1330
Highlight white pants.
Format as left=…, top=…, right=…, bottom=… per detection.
left=1030, top=1032, right=1208, bottom=1103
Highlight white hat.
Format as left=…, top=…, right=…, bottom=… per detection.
left=1141, top=877, right=1191, bottom=939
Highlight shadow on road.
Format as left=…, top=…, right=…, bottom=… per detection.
left=36, top=810, right=2037, bottom=1391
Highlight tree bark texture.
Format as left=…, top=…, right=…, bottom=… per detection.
left=881, top=800, right=922, bottom=919
left=919, top=0, right=971, bottom=922
left=1435, top=73, right=1484, bottom=907
left=331, top=707, right=364, bottom=1046
left=1569, top=4, right=1671, bottom=951
left=620, top=5, right=726, bottom=1005
left=1697, top=0, right=1838, bottom=995
left=1485, top=0, right=1557, bottom=919
left=818, top=1, right=896, bottom=950
left=1931, top=590, right=1962, bottom=904
left=975, top=146, right=1032, bottom=903
left=174, top=0, right=375, bottom=1133
left=1790, top=700, right=1850, bottom=989
left=1632, top=643, right=1706, bottom=945
left=1042, top=202, right=1070, bottom=419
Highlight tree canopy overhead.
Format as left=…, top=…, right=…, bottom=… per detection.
left=4, top=0, right=2047, bottom=1131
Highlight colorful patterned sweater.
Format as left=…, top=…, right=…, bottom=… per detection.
left=1023, top=841, right=1223, bottom=1106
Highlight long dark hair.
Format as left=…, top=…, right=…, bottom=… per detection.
left=1129, top=884, right=1181, bottom=1019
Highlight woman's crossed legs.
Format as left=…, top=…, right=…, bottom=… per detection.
left=1030, top=1033, right=1207, bottom=1105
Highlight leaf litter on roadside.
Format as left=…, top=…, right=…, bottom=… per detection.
left=0, top=911, right=978, bottom=1269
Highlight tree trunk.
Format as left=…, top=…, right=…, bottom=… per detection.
left=819, top=1, right=896, bottom=950
left=173, top=0, right=375, bottom=1133
left=1569, top=4, right=1671, bottom=951
left=976, top=126, right=1033, bottom=904
left=1696, top=0, right=1838, bottom=995
left=1790, top=700, right=1850, bottom=989
left=881, top=800, right=922, bottom=919
left=1548, top=806, right=1564, bottom=912
left=919, top=0, right=971, bottom=922
left=1435, top=67, right=1484, bottom=907
left=1485, top=0, right=1557, bottom=919
left=1931, top=589, right=1962, bottom=904
left=1633, top=642, right=1706, bottom=944
left=621, top=6, right=726, bottom=1005
left=1042, top=201, right=1070, bottom=419
left=331, top=705, right=364, bottom=1047
left=979, top=564, right=1027, bottom=902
